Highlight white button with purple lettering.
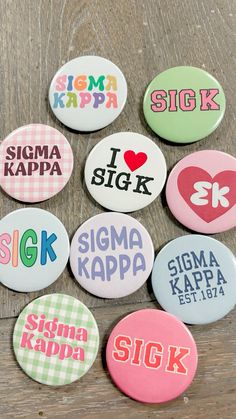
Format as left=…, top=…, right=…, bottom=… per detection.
left=70, top=212, right=154, bottom=298
left=152, top=235, right=236, bottom=324
left=0, top=208, right=70, bottom=292
left=84, top=132, right=167, bottom=212
left=49, top=56, right=127, bottom=131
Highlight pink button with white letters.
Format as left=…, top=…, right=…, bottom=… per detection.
left=106, top=309, right=198, bottom=403
left=166, top=150, right=236, bottom=234
left=0, top=124, right=73, bottom=203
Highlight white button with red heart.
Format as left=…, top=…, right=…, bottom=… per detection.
left=84, top=132, right=167, bottom=212
left=166, top=150, right=236, bottom=234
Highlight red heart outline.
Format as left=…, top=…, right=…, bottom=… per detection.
left=124, top=150, right=148, bottom=172
left=177, top=167, right=236, bottom=222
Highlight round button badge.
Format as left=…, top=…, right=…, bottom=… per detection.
left=70, top=212, right=154, bottom=298
left=0, top=208, right=70, bottom=292
left=0, top=124, right=74, bottom=203
left=152, top=235, right=236, bottom=325
left=49, top=56, right=127, bottom=131
left=166, top=150, right=236, bottom=234
left=84, top=132, right=167, bottom=212
left=143, top=66, right=226, bottom=143
left=106, top=309, right=198, bottom=403
left=13, top=294, right=99, bottom=385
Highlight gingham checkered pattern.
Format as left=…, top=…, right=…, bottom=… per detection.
left=13, top=294, right=99, bottom=386
left=0, top=124, right=73, bottom=202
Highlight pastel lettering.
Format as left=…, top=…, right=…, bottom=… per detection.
left=52, top=74, right=118, bottom=109
left=0, top=230, right=58, bottom=267
left=151, top=88, right=220, bottom=112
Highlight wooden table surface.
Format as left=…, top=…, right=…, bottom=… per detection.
left=0, top=0, right=235, bottom=418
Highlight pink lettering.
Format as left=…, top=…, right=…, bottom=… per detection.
left=151, top=90, right=167, bottom=112
left=179, top=89, right=196, bottom=111
left=200, top=89, right=220, bottom=110
left=79, top=92, right=91, bottom=108
left=0, top=233, right=11, bottom=264
left=55, top=75, right=67, bottom=91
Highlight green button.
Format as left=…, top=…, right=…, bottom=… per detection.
left=143, top=66, right=226, bottom=143
left=13, top=294, right=99, bottom=386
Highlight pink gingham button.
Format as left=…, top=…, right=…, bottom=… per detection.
left=0, top=124, right=74, bottom=203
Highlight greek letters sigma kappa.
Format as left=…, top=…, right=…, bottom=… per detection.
left=53, top=74, right=118, bottom=109
left=151, top=88, right=220, bottom=112
left=20, top=313, right=87, bottom=361
left=113, top=334, right=190, bottom=374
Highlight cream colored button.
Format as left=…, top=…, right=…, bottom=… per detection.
left=49, top=56, right=127, bottom=131
left=84, top=132, right=166, bottom=212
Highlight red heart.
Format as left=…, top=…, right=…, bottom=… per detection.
left=124, top=150, right=148, bottom=172
left=177, top=167, right=236, bottom=222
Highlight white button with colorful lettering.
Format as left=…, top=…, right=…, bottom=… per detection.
left=49, top=56, right=127, bottom=131
left=0, top=124, right=74, bottom=203
left=166, top=150, right=236, bottom=234
left=106, top=309, right=198, bottom=403
left=13, top=294, right=99, bottom=385
left=84, top=132, right=167, bottom=212
left=0, top=208, right=70, bottom=292
left=70, top=212, right=154, bottom=298
left=152, top=235, right=236, bottom=324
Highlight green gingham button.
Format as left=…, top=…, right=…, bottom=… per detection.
left=13, top=294, right=99, bottom=386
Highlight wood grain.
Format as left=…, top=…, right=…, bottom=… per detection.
left=0, top=0, right=235, bottom=417
left=1, top=302, right=236, bottom=419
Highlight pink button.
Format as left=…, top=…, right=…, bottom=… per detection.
left=0, top=124, right=74, bottom=203
left=166, top=150, right=236, bottom=234
left=106, top=309, right=198, bottom=403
